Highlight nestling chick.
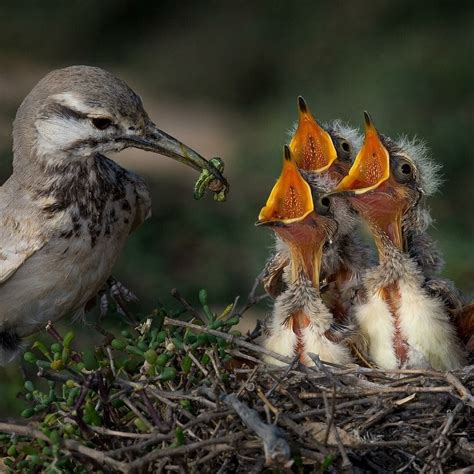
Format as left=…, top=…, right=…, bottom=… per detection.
left=0, top=66, right=228, bottom=364
left=257, top=146, right=353, bottom=366
left=261, top=97, right=373, bottom=321
left=332, top=112, right=466, bottom=370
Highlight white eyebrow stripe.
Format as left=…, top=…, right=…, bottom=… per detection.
left=49, top=92, right=110, bottom=117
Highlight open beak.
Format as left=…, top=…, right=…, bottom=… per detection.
left=125, top=122, right=229, bottom=194
left=257, top=146, right=330, bottom=289
left=334, top=112, right=390, bottom=194
left=257, top=145, right=314, bottom=226
left=333, top=112, right=405, bottom=252
left=289, top=96, right=338, bottom=173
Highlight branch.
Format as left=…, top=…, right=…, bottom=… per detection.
left=222, top=393, right=292, bottom=468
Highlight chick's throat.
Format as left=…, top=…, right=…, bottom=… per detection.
left=274, top=221, right=326, bottom=292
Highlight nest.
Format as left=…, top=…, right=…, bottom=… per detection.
left=0, top=290, right=473, bottom=473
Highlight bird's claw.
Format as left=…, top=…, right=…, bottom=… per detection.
left=194, top=157, right=228, bottom=201
left=98, top=277, right=139, bottom=320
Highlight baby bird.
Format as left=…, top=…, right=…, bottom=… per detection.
left=333, top=112, right=466, bottom=370
left=261, top=97, right=372, bottom=321
left=0, top=66, right=227, bottom=363
left=257, top=146, right=353, bottom=366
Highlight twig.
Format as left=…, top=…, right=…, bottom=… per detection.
left=222, top=393, right=293, bottom=468
left=446, top=373, right=474, bottom=408
left=164, top=317, right=293, bottom=366
left=170, top=288, right=207, bottom=324
left=322, top=391, right=352, bottom=469
left=125, top=434, right=245, bottom=472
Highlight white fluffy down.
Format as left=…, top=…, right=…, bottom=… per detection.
left=398, top=280, right=465, bottom=370
left=355, top=294, right=398, bottom=369
left=396, top=135, right=442, bottom=196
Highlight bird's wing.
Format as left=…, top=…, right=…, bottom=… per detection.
left=261, top=250, right=289, bottom=298
left=422, top=277, right=464, bottom=311
left=0, top=183, right=48, bottom=284
left=129, top=173, right=152, bottom=233
left=0, top=223, right=48, bottom=284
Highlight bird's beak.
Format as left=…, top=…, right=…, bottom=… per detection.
left=334, top=112, right=390, bottom=194
left=332, top=112, right=405, bottom=252
left=257, top=145, right=314, bottom=226
left=125, top=123, right=229, bottom=195
left=289, top=96, right=338, bottom=172
left=257, top=146, right=330, bottom=290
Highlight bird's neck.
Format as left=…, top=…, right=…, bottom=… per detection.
left=12, top=150, right=113, bottom=194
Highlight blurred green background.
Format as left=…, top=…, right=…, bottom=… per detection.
left=0, top=1, right=472, bottom=415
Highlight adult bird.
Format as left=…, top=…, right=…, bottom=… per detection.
left=257, top=145, right=353, bottom=366
left=0, top=66, right=228, bottom=363
left=260, top=97, right=372, bottom=322
left=332, top=112, right=465, bottom=370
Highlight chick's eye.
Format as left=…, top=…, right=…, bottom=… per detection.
left=317, top=196, right=331, bottom=214
left=320, top=196, right=330, bottom=208
left=91, top=117, right=113, bottom=130
left=341, top=141, right=350, bottom=153
left=393, top=158, right=416, bottom=184
left=401, top=163, right=412, bottom=175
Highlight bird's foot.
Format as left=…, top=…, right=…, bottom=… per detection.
left=97, top=277, right=139, bottom=321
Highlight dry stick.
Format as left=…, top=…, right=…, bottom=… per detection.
left=60, top=439, right=128, bottom=472
left=88, top=426, right=151, bottom=439
left=308, top=352, right=343, bottom=387
left=104, top=410, right=233, bottom=457
left=290, top=397, right=377, bottom=421
left=125, top=434, right=245, bottom=473
left=164, top=317, right=293, bottom=366
left=322, top=391, right=352, bottom=469
left=228, top=349, right=262, bottom=365
left=446, top=373, right=474, bottom=408
left=360, top=403, right=394, bottom=432
left=0, top=422, right=50, bottom=442
left=222, top=393, right=292, bottom=468
left=322, top=389, right=335, bottom=445
left=265, top=354, right=300, bottom=398
left=0, top=422, right=127, bottom=472
left=422, top=401, right=465, bottom=468
left=170, top=288, right=207, bottom=324
left=140, top=390, right=168, bottom=431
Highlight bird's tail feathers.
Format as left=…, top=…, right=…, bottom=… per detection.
left=0, top=330, right=23, bottom=366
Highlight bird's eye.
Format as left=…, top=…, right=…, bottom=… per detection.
left=316, top=195, right=331, bottom=215
left=401, top=163, right=412, bottom=175
left=91, top=117, right=113, bottom=130
left=335, top=138, right=352, bottom=161
left=341, top=141, right=350, bottom=153
left=393, top=157, right=415, bottom=183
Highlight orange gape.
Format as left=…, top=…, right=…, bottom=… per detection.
left=379, top=283, right=408, bottom=364
left=335, top=112, right=390, bottom=194
left=258, top=146, right=313, bottom=224
left=289, top=97, right=338, bottom=173
left=278, top=185, right=307, bottom=221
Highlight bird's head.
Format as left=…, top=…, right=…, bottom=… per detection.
left=332, top=112, right=424, bottom=255
left=289, top=96, right=355, bottom=181
left=13, top=66, right=227, bottom=190
left=257, top=146, right=338, bottom=290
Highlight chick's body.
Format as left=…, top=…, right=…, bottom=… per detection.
left=335, top=116, right=465, bottom=370
left=258, top=146, right=353, bottom=366
left=261, top=99, right=373, bottom=317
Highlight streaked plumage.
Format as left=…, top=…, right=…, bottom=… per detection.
left=0, top=66, right=227, bottom=363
